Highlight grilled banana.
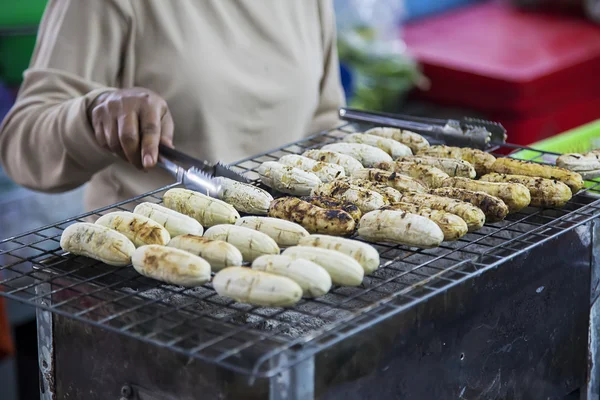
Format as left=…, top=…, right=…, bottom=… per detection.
left=351, top=168, right=427, bottom=192
left=95, top=211, right=171, bottom=247
left=60, top=222, right=135, bottom=266
left=133, top=202, right=204, bottom=237
left=213, top=266, right=302, bottom=307
left=358, top=209, right=444, bottom=248
left=490, top=158, right=584, bottom=193
left=215, top=177, right=273, bottom=215
left=391, top=192, right=485, bottom=231
left=364, top=127, right=430, bottom=153
left=300, top=196, right=362, bottom=224
left=203, top=224, right=280, bottom=262
left=163, top=188, right=240, bottom=227
left=395, top=156, right=476, bottom=178
left=374, top=161, right=449, bottom=188
left=440, top=177, right=531, bottom=213
left=480, top=173, right=572, bottom=208
left=429, top=187, right=508, bottom=222
left=282, top=246, right=364, bottom=286
left=167, top=234, right=243, bottom=271
left=339, top=177, right=403, bottom=203
left=342, top=133, right=412, bottom=158
left=268, top=197, right=356, bottom=236
left=312, top=180, right=388, bottom=213
left=252, top=255, right=332, bottom=297
left=258, top=161, right=321, bottom=196
left=132, top=245, right=211, bottom=287
left=556, top=152, right=600, bottom=172
left=418, top=145, right=496, bottom=176
left=278, top=154, right=345, bottom=183
left=381, top=202, right=468, bottom=241
left=235, top=216, right=310, bottom=247
left=297, top=234, right=380, bottom=275
left=321, top=143, right=393, bottom=167
left=301, top=149, right=364, bottom=175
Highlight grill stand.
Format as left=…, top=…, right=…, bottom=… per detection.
left=584, top=219, right=600, bottom=400
left=35, top=223, right=597, bottom=399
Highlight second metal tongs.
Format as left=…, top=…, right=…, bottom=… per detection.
left=156, top=144, right=250, bottom=197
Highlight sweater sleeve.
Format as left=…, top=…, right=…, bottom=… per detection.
left=0, top=0, right=134, bottom=193
left=310, top=0, right=346, bottom=134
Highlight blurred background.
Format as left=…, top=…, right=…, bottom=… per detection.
left=1, top=0, right=600, bottom=398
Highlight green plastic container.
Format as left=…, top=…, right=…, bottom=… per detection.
left=511, top=119, right=600, bottom=190
left=0, top=0, right=47, bottom=84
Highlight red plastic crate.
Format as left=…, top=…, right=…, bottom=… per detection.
left=404, top=2, right=600, bottom=145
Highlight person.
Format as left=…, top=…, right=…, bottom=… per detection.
left=0, top=0, right=344, bottom=212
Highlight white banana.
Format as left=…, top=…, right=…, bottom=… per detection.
left=321, top=143, right=393, bottom=167
left=213, top=266, right=303, bottom=307
left=278, top=154, right=345, bottom=183
left=343, top=133, right=412, bottom=158
left=365, top=127, right=430, bottom=153
left=167, top=234, right=243, bottom=271
left=133, top=202, right=204, bottom=237
left=214, top=177, right=273, bottom=215
left=258, top=161, right=321, bottom=195
left=60, top=222, right=135, bottom=266
left=302, top=149, right=364, bottom=175
left=132, top=245, right=211, bottom=287
left=95, top=211, right=171, bottom=247
left=203, top=224, right=280, bottom=262
left=163, top=188, right=240, bottom=227
left=282, top=246, right=364, bottom=287
left=297, top=234, right=380, bottom=275
left=252, top=255, right=332, bottom=297
left=235, top=216, right=309, bottom=247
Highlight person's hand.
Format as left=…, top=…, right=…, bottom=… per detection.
left=88, top=88, right=174, bottom=169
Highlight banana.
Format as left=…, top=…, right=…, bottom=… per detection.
left=252, top=255, right=332, bottom=297
left=132, top=245, right=211, bottom=287
left=60, top=222, right=135, bottom=266
left=203, top=224, right=280, bottom=262
left=338, top=177, right=404, bottom=203
left=395, top=156, right=476, bottom=178
left=167, top=234, right=243, bottom=271
left=351, top=168, right=427, bottom=193
left=213, top=266, right=303, bottom=307
left=321, top=142, right=393, bottom=167
left=364, top=127, right=430, bottom=153
left=374, top=161, right=449, bottom=188
left=278, top=154, right=345, bottom=183
left=301, top=149, right=364, bottom=175
left=297, top=234, right=380, bottom=274
left=342, top=133, right=412, bottom=158
left=235, top=216, right=310, bottom=247
left=391, top=192, right=486, bottom=231
left=258, top=161, right=321, bottom=195
left=312, top=180, right=388, bottom=213
left=381, top=202, right=468, bottom=241
left=440, top=177, right=531, bottom=213
left=556, top=152, right=600, bottom=176
left=283, top=246, right=364, bottom=286
left=95, top=211, right=171, bottom=247
left=418, top=145, right=496, bottom=176
left=299, top=196, right=362, bottom=224
left=358, top=209, right=444, bottom=248
left=268, top=197, right=356, bottom=236
left=215, top=177, right=273, bottom=215
left=429, top=187, right=509, bottom=222
left=490, top=158, right=584, bottom=194
left=480, top=173, right=572, bottom=208
left=163, top=188, right=240, bottom=227
left=133, top=202, right=204, bottom=238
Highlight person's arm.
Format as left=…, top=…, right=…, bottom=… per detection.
left=0, top=0, right=133, bottom=193
left=310, top=0, right=346, bottom=134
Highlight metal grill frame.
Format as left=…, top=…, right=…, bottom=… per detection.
left=2, top=122, right=600, bottom=379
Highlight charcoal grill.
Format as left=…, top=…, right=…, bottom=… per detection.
left=2, top=123, right=600, bottom=400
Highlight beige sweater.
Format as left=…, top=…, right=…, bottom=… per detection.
left=0, top=0, right=344, bottom=211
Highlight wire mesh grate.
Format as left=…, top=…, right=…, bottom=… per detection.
left=2, top=123, right=600, bottom=377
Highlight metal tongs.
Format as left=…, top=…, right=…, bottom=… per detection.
left=156, top=144, right=250, bottom=197
left=339, top=108, right=507, bottom=149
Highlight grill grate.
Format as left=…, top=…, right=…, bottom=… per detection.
left=2, top=123, right=600, bottom=378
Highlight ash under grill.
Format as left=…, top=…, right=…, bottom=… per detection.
left=2, top=123, right=600, bottom=379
